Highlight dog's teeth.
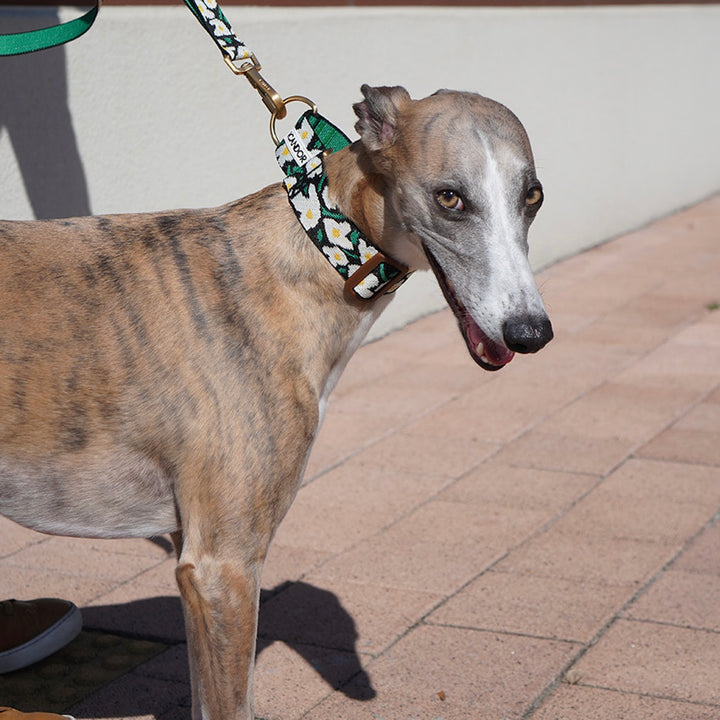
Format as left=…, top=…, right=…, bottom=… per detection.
left=475, top=341, right=492, bottom=364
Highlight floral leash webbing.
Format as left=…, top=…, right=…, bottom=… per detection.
left=182, top=0, right=253, bottom=63
left=276, top=112, right=411, bottom=300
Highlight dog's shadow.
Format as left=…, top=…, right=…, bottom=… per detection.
left=78, top=580, right=375, bottom=718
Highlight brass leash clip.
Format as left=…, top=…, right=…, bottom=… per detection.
left=223, top=54, right=286, bottom=120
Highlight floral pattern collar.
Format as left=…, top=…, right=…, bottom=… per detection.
left=276, top=112, right=411, bottom=300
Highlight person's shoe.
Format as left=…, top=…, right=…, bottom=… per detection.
left=0, top=598, right=82, bottom=674
left=0, top=708, right=75, bottom=720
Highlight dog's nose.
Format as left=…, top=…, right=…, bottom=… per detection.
left=503, top=316, right=554, bottom=354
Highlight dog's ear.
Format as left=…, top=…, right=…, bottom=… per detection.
left=353, top=84, right=411, bottom=151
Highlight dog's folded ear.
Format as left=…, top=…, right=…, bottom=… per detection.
left=353, top=84, right=411, bottom=152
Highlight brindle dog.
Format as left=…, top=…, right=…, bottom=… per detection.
left=0, top=85, right=552, bottom=719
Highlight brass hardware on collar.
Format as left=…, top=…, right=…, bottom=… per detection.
left=344, top=252, right=410, bottom=301
left=223, top=54, right=286, bottom=119
left=270, top=95, right=318, bottom=146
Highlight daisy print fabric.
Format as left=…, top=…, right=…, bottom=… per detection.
left=276, top=112, right=409, bottom=299
left=184, top=0, right=252, bottom=61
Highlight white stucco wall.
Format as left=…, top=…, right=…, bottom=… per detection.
left=2, top=4, right=719, bottom=339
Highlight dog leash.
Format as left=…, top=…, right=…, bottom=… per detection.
left=182, top=0, right=411, bottom=300
left=0, top=2, right=100, bottom=56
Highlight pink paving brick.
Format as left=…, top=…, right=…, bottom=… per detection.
left=3, top=535, right=170, bottom=584
left=572, top=619, right=720, bottom=705
left=427, top=569, right=634, bottom=643
left=254, top=640, right=369, bottom=720
left=0, top=515, right=45, bottom=558
left=569, top=317, right=671, bottom=353
left=638, top=425, right=720, bottom=466
left=274, top=458, right=454, bottom=553
left=491, top=430, right=635, bottom=476
left=3, top=564, right=116, bottom=606
left=437, top=461, right=599, bottom=513
left=405, top=370, right=583, bottom=445
left=598, top=457, right=720, bottom=506
left=532, top=684, right=720, bottom=720
left=613, top=342, right=720, bottom=392
left=672, top=521, right=720, bottom=576
left=351, top=423, right=500, bottom=478
left=495, top=526, right=678, bottom=587
left=537, top=381, right=697, bottom=443
left=624, top=569, right=720, bottom=631
left=308, top=498, right=546, bottom=594
left=554, top=483, right=716, bottom=544
left=637, top=401, right=720, bottom=466
left=258, top=577, right=442, bottom=656
left=261, top=542, right=331, bottom=589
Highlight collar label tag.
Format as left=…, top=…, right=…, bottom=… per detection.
left=282, top=129, right=320, bottom=167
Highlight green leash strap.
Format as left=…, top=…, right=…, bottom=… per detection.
left=0, top=2, right=100, bottom=56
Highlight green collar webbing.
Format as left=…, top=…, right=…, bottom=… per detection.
left=0, top=3, right=100, bottom=56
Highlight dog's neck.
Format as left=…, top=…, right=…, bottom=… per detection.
left=325, top=142, right=428, bottom=274
left=307, top=144, right=398, bottom=403
left=324, top=143, right=387, bottom=245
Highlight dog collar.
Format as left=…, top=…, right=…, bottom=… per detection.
left=276, top=112, right=411, bottom=300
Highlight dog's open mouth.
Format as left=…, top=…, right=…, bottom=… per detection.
left=423, top=245, right=514, bottom=371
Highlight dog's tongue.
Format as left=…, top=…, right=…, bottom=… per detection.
left=461, top=311, right=515, bottom=369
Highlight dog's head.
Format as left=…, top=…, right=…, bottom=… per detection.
left=353, top=84, right=553, bottom=370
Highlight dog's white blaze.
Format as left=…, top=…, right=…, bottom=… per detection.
left=474, top=139, right=547, bottom=339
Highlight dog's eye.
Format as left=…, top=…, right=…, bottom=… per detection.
left=436, top=190, right=465, bottom=211
left=526, top=186, right=544, bottom=208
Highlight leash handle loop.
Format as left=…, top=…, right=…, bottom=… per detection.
left=0, top=2, right=100, bottom=56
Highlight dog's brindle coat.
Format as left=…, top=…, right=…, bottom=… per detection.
left=0, top=86, right=552, bottom=719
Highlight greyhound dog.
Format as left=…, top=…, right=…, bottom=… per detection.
left=0, top=85, right=552, bottom=719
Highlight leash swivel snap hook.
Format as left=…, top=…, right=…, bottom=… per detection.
left=224, top=54, right=286, bottom=119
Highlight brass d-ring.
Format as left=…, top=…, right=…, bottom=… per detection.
left=270, top=96, right=318, bottom=146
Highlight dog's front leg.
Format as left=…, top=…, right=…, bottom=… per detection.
left=173, top=451, right=308, bottom=720
left=176, top=546, right=262, bottom=720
